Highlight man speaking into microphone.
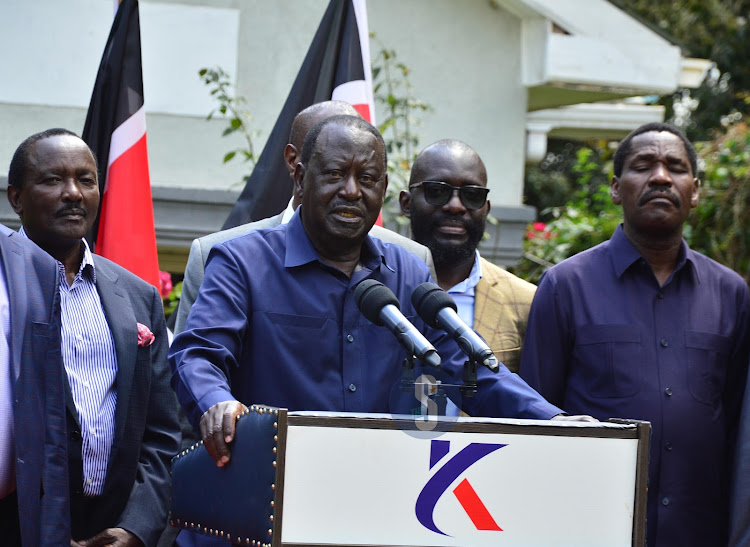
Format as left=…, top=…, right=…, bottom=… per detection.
left=170, top=116, right=589, bottom=467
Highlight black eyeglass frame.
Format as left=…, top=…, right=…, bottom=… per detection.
left=409, top=180, right=490, bottom=210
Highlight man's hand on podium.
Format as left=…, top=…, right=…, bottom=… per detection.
left=200, top=400, right=248, bottom=467
left=551, top=414, right=598, bottom=422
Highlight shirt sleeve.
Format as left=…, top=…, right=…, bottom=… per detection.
left=518, top=270, right=571, bottom=409
left=427, top=316, right=563, bottom=420
left=168, top=243, right=250, bottom=428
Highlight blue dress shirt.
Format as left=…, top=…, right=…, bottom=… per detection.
left=170, top=210, right=562, bottom=427
left=520, top=224, right=750, bottom=547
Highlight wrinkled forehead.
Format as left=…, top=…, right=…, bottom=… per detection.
left=312, top=123, right=385, bottom=166
left=28, top=135, right=97, bottom=171
left=627, top=131, right=691, bottom=166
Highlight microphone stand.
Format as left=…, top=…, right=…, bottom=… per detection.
left=461, top=357, right=479, bottom=398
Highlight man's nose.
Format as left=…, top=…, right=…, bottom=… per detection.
left=61, top=179, right=83, bottom=201
left=648, top=163, right=672, bottom=186
left=443, top=187, right=466, bottom=214
left=339, top=173, right=363, bottom=200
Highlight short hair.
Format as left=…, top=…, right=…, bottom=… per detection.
left=300, top=115, right=386, bottom=167
left=613, top=122, right=697, bottom=178
left=289, top=101, right=359, bottom=151
left=8, top=128, right=95, bottom=189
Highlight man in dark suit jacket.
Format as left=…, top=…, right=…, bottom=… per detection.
left=0, top=223, right=70, bottom=546
left=7, top=128, right=180, bottom=546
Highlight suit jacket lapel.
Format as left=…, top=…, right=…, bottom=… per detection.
left=93, top=257, right=137, bottom=454
left=1, top=232, right=29, bottom=382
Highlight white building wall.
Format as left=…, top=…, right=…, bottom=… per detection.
left=0, top=0, right=527, bottom=206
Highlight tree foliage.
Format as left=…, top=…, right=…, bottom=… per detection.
left=615, top=0, right=750, bottom=140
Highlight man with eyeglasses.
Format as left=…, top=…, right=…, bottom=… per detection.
left=400, top=139, right=536, bottom=375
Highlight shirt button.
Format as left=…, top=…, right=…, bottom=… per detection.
left=348, top=383, right=357, bottom=392
left=346, top=334, right=355, bottom=343
left=86, top=478, right=93, bottom=485
left=665, top=387, right=673, bottom=396
left=89, top=427, right=96, bottom=435
left=665, top=441, right=673, bottom=451
left=657, top=292, right=664, bottom=300
left=662, top=497, right=670, bottom=506
left=660, top=338, right=669, bottom=347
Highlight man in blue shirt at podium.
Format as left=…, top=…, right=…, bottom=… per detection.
left=170, top=115, right=588, bottom=469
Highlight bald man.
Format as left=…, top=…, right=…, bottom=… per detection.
left=399, top=139, right=536, bottom=374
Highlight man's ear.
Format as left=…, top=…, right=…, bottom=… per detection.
left=398, top=190, right=412, bottom=217
left=610, top=176, right=622, bottom=205
left=690, top=177, right=700, bottom=208
left=293, top=163, right=306, bottom=200
left=284, top=144, right=300, bottom=178
left=6, top=185, right=23, bottom=217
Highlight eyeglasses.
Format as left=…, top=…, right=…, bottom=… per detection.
left=409, top=180, right=489, bottom=210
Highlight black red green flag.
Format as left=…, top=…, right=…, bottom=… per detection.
left=222, top=0, right=375, bottom=229
left=82, top=0, right=160, bottom=289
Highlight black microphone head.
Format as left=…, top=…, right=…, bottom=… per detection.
left=411, top=282, right=457, bottom=328
left=354, top=279, right=400, bottom=326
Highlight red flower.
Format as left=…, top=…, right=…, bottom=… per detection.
left=526, top=222, right=552, bottom=240
left=159, top=270, right=173, bottom=299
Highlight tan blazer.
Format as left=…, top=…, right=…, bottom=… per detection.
left=473, top=257, right=536, bottom=373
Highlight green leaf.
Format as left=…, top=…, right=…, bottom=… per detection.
left=223, top=151, right=237, bottom=163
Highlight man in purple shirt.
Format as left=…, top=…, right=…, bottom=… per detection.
left=520, top=122, right=750, bottom=546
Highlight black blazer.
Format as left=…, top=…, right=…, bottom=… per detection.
left=66, top=255, right=180, bottom=545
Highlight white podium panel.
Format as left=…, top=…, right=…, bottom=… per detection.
left=275, top=413, right=649, bottom=547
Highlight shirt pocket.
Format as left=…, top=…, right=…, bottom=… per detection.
left=685, top=330, right=730, bottom=407
left=266, top=312, right=327, bottom=330
left=573, top=325, right=642, bottom=398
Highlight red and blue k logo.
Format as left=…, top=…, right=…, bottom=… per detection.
left=415, top=439, right=505, bottom=536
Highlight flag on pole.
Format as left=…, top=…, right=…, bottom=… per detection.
left=222, top=0, right=376, bottom=230
left=82, top=0, right=160, bottom=289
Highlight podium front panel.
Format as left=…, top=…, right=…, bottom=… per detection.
left=278, top=414, right=648, bottom=547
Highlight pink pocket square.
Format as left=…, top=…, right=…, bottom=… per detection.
left=137, top=323, right=155, bottom=347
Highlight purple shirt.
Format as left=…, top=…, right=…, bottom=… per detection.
left=520, top=224, right=750, bottom=547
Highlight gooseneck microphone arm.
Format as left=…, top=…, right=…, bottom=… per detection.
left=411, top=282, right=499, bottom=372
left=354, top=279, right=441, bottom=369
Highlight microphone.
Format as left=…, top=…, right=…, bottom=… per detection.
left=411, top=282, right=499, bottom=372
left=354, top=279, right=441, bottom=369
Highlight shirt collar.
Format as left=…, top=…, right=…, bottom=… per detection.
left=18, top=227, right=96, bottom=282
left=283, top=208, right=395, bottom=273
left=610, top=223, right=697, bottom=283
left=280, top=197, right=296, bottom=224
left=447, top=250, right=483, bottom=295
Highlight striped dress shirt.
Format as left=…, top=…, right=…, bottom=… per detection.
left=20, top=230, right=117, bottom=496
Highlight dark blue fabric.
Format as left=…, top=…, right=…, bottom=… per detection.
left=0, top=224, right=70, bottom=546
left=170, top=210, right=562, bottom=428
left=520, top=224, right=750, bottom=547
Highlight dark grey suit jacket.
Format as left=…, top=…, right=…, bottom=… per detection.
left=67, top=255, right=180, bottom=545
left=1, top=224, right=69, bottom=546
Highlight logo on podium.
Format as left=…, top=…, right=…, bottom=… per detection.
left=416, top=439, right=506, bottom=536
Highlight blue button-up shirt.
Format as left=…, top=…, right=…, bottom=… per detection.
left=170, top=211, right=561, bottom=427
left=520, top=224, right=750, bottom=547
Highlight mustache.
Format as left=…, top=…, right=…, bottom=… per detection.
left=55, top=204, right=88, bottom=218
left=638, top=189, right=681, bottom=208
left=329, top=199, right=367, bottom=216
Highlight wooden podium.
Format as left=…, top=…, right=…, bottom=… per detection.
left=170, top=406, right=650, bottom=547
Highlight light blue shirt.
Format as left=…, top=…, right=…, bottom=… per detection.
left=445, top=251, right=482, bottom=416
